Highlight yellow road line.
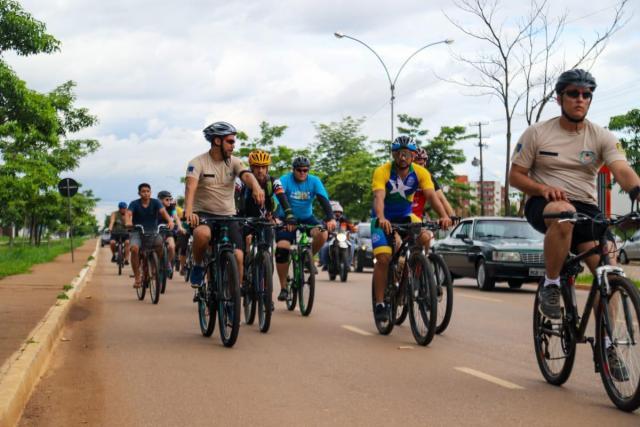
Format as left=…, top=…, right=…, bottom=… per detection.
left=458, top=293, right=503, bottom=303
left=454, top=367, right=524, bottom=390
left=341, top=325, right=373, bottom=336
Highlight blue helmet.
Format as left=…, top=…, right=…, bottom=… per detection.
left=118, top=201, right=127, bottom=209
left=391, top=135, right=417, bottom=152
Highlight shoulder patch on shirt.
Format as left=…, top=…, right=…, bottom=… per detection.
left=187, top=165, right=195, bottom=173
left=515, top=143, right=522, bottom=153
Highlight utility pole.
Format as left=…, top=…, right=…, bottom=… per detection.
left=469, top=122, right=488, bottom=216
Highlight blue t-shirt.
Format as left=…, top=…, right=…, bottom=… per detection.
left=277, top=173, right=329, bottom=220
left=128, top=198, right=163, bottom=233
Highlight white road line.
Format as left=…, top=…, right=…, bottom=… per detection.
left=341, top=325, right=373, bottom=336
left=454, top=367, right=524, bottom=390
left=458, top=293, right=503, bottom=303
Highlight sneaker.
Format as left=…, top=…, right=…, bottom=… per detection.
left=111, top=255, right=116, bottom=263
left=538, top=284, right=562, bottom=319
left=190, top=265, right=205, bottom=288
left=322, top=265, right=328, bottom=272
left=374, top=304, right=388, bottom=323
left=607, top=346, right=630, bottom=382
left=124, top=260, right=129, bottom=265
left=277, top=288, right=288, bottom=301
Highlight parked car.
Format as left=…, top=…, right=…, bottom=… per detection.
left=618, top=229, right=640, bottom=264
left=100, top=228, right=110, bottom=247
left=354, top=222, right=374, bottom=272
left=432, top=217, right=545, bottom=291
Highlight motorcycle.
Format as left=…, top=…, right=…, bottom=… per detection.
left=327, top=230, right=351, bottom=282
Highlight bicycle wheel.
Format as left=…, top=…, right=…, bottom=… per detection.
left=532, top=279, right=576, bottom=385
left=408, top=252, right=437, bottom=346
left=184, top=246, right=192, bottom=283
left=286, top=257, right=297, bottom=311
left=148, top=252, right=161, bottom=304
left=136, top=255, right=147, bottom=301
left=430, top=253, right=454, bottom=334
left=298, top=248, right=315, bottom=316
left=160, top=244, right=168, bottom=294
left=371, top=275, right=396, bottom=335
left=117, top=243, right=123, bottom=276
left=243, top=261, right=257, bottom=325
left=217, top=251, right=241, bottom=348
left=394, top=303, right=408, bottom=325
left=595, top=276, right=640, bottom=411
left=257, top=250, right=273, bottom=333
left=198, top=266, right=216, bottom=337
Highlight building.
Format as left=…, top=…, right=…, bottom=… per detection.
left=470, top=180, right=503, bottom=216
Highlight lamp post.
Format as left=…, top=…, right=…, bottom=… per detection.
left=334, top=32, right=453, bottom=143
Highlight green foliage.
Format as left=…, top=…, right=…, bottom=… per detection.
left=396, top=113, right=429, bottom=146
left=0, top=237, right=85, bottom=279
left=609, top=109, right=640, bottom=176
left=325, top=151, right=378, bottom=221
left=424, top=126, right=469, bottom=184
left=310, top=116, right=367, bottom=180
left=0, top=0, right=60, bottom=55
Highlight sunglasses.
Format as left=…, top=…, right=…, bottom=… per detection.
left=563, top=90, right=593, bottom=100
left=223, top=139, right=236, bottom=145
left=295, top=168, right=309, bottom=173
left=395, top=152, right=413, bottom=159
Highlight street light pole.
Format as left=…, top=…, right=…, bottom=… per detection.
left=334, top=32, right=453, bottom=143
left=470, top=121, right=488, bottom=216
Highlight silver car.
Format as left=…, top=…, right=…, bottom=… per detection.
left=618, top=230, right=640, bottom=264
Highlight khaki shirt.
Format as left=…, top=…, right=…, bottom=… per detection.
left=511, top=117, right=626, bottom=204
left=186, top=152, right=248, bottom=215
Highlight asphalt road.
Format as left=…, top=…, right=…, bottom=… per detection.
left=19, top=247, right=640, bottom=426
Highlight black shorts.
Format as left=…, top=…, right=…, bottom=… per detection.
left=196, top=213, right=243, bottom=252
left=524, top=196, right=612, bottom=253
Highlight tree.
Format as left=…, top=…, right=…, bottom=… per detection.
left=423, top=126, right=469, bottom=184
left=325, top=151, right=378, bottom=221
left=445, top=0, right=628, bottom=214
left=609, top=109, right=640, bottom=177
left=310, top=116, right=367, bottom=180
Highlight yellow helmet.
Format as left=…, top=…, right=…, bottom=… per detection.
left=248, top=150, right=271, bottom=166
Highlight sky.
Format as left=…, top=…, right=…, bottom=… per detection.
left=6, top=0, right=640, bottom=221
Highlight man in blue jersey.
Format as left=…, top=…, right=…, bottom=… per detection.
left=275, top=156, right=337, bottom=301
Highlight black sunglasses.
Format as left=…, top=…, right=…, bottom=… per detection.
left=295, top=168, right=309, bottom=173
left=563, top=90, right=593, bottom=100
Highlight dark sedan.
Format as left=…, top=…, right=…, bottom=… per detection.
left=354, top=223, right=374, bottom=272
left=432, top=217, right=545, bottom=291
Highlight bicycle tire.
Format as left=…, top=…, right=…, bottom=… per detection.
left=198, top=264, right=216, bottom=337
left=257, top=250, right=273, bottom=333
left=595, top=275, right=640, bottom=412
left=532, top=279, right=576, bottom=385
left=160, top=245, right=168, bottom=294
left=286, top=257, right=297, bottom=311
left=117, top=243, right=123, bottom=276
left=408, top=251, right=437, bottom=346
left=298, top=248, right=315, bottom=316
left=218, top=251, right=241, bottom=348
left=430, top=252, right=454, bottom=334
left=136, top=255, right=147, bottom=301
left=395, top=304, right=408, bottom=325
left=372, top=276, right=396, bottom=335
left=149, top=251, right=161, bottom=304
left=243, top=261, right=257, bottom=325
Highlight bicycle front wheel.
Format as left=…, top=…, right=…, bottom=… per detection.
left=430, top=253, right=454, bottom=334
left=257, top=250, right=273, bottom=333
left=371, top=275, right=396, bottom=335
left=136, top=255, right=147, bottom=301
left=218, top=251, right=241, bottom=348
left=595, top=275, right=640, bottom=411
left=298, top=248, right=315, bottom=316
left=286, top=258, right=297, bottom=311
left=148, top=252, right=161, bottom=304
left=408, top=252, right=437, bottom=346
left=532, top=280, right=576, bottom=385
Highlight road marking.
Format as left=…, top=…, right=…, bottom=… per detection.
left=341, top=325, right=373, bottom=336
left=454, top=367, right=524, bottom=390
left=458, top=293, right=503, bottom=303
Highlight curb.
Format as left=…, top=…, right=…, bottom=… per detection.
left=0, top=239, right=101, bottom=427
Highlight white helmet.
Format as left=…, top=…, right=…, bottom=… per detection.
left=330, top=201, right=343, bottom=213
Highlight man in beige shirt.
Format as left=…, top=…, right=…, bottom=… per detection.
left=184, top=121, right=265, bottom=288
left=510, top=69, right=640, bottom=380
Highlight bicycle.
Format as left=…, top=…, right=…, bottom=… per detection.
left=371, top=220, right=438, bottom=346
left=242, top=218, right=275, bottom=333
left=112, top=232, right=129, bottom=276
left=159, top=228, right=173, bottom=294
left=533, top=209, right=640, bottom=411
left=193, top=216, right=243, bottom=348
left=183, top=236, right=193, bottom=283
left=285, top=223, right=326, bottom=317
left=426, top=224, right=454, bottom=335
left=133, top=224, right=166, bottom=305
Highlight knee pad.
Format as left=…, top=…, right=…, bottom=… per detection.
left=275, top=247, right=290, bottom=264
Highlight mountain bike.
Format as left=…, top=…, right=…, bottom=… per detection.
left=112, top=232, right=129, bottom=276
left=242, top=218, right=275, bottom=333
left=372, top=221, right=438, bottom=346
left=159, top=228, right=173, bottom=294
left=133, top=225, right=166, bottom=304
left=193, top=216, right=242, bottom=348
left=285, top=224, right=326, bottom=317
left=534, top=209, right=640, bottom=411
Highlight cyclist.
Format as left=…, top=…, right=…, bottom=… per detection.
left=275, top=156, right=336, bottom=302
left=509, top=69, right=640, bottom=380
left=412, top=148, right=455, bottom=220
left=108, top=202, right=130, bottom=264
left=125, top=183, right=175, bottom=288
left=174, top=202, right=190, bottom=276
left=184, top=121, right=265, bottom=289
left=157, top=191, right=185, bottom=276
left=371, top=136, right=452, bottom=322
left=319, top=201, right=356, bottom=271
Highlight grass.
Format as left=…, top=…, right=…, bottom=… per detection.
left=56, top=292, right=69, bottom=300
left=0, top=238, right=86, bottom=280
left=63, top=284, right=73, bottom=291
left=577, top=273, right=640, bottom=289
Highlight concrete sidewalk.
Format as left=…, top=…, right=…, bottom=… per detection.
left=0, top=239, right=97, bottom=367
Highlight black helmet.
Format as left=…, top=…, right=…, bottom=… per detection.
left=157, top=190, right=172, bottom=199
left=391, top=135, right=417, bottom=152
left=203, top=121, right=237, bottom=142
left=292, top=156, right=311, bottom=169
left=555, top=69, right=597, bottom=95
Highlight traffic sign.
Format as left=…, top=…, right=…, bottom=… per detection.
left=58, top=178, right=79, bottom=198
